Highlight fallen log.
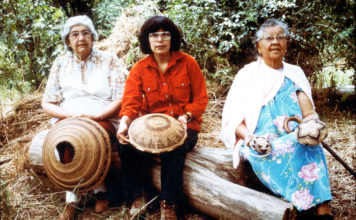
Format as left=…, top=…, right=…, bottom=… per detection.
left=27, top=132, right=293, bottom=219
left=151, top=147, right=293, bottom=220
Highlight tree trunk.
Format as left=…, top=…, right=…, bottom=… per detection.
left=27, top=134, right=293, bottom=220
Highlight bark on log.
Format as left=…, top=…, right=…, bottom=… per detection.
left=151, top=147, right=293, bottom=220
left=27, top=133, right=293, bottom=220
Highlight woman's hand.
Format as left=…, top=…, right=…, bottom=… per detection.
left=116, top=116, right=132, bottom=145
left=246, top=135, right=272, bottom=155
left=235, top=122, right=254, bottom=143
left=74, top=114, right=102, bottom=121
left=177, top=114, right=188, bottom=130
left=71, top=100, right=122, bottom=121
left=178, top=112, right=193, bottom=130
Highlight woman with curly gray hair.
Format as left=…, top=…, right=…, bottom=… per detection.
left=41, top=15, right=127, bottom=219
left=221, top=19, right=333, bottom=219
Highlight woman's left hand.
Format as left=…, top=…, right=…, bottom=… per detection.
left=178, top=114, right=188, bottom=130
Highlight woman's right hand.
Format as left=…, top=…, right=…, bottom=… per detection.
left=116, top=116, right=132, bottom=145
left=246, top=135, right=272, bottom=155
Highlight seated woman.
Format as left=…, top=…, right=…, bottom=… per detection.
left=220, top=19, right=333, bottom=219
left=41, top=15, right=127, bottom=219
left=116, top=16, right=208, bottom=220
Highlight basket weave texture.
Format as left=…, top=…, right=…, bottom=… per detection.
left=42, top=117, right=111, bottom=192
left=296, top=119, right=328, bottom=146
left=128, top=113, right=187, bottom=154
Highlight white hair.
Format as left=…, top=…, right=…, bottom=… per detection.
left=255, top=19, right=290, bottom=42
left=61, top=15, right=98, bottom=50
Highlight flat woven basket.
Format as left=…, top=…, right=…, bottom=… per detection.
left=42, top=117, right=111, bottom=192
left=128, top=113, right=187, bottom=154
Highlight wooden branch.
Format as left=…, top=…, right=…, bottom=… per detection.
left=27, top=133, right=293, bottom=220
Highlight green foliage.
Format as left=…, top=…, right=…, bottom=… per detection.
left=0, top=177, right=13, bottom=219
left=93, top=0, right=135, bottom=39
left=0, top=0, right=135, bottom=92
left=0, top=0, right=65, bottom=90
left=50, top=0, right=97, bottom=18
left=0, top=0, right=354, bottom=94
left=316, top=64, right=354, bottom=88
left=161, top=0, right=355, bottom=88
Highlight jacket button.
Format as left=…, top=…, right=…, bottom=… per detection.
left=181, top=83, right=184, bottom=86
left=147, top=88, right=150, bottom=91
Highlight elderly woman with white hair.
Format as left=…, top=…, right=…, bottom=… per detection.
left=220, top=19, right=333, bottom=219
left=41, top=15, right=127, bottom=219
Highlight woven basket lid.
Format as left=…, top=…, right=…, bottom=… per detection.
left=42, top=117, right=111, bottom=192
left=128, top=113, right=187, bottom=154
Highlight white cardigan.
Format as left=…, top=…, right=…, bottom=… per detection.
left=220, top=58, right=314, bottom=168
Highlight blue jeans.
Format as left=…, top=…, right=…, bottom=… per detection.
left=117, top=128, right=198, bottom=203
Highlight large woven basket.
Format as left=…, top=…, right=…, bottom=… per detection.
left=42, top=117, right=111, bottom=192
left=128, top=113, right=187, bottom=154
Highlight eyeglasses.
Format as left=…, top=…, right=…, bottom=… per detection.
left=69, top=30, right=92, bottom=39
left=149, top=31, right=171, bottom=41
left=261, top=34, right=288, bottom=42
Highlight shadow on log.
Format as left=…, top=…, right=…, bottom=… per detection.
left=151, top=147, right=294, bottom=220
left=27, top=133, right=294, bottom=220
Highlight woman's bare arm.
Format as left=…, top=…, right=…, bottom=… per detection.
left=41, top=101, right=71, bottom=119
left=42, top=99, right=122, bottom=121
left=235, top=121, right=254, bottom=143
left=297, top=91, right=317, bottom=119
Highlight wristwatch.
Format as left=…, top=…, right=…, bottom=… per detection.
left=184, top=113, right=192, bottom=122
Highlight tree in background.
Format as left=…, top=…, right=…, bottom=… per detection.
left=50, top=0, right=96, bottom=18
left=0, top=0, right=354, bottom=93
left=161, top=0, right=355, bottom=89
left=0, top=0, right=133, bottom=92
left=0, top=0, right=65, bottom=91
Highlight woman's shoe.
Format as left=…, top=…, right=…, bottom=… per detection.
left=129, top=196, right=146, bottom=216
left=58, top=202, right=76, bottom=220
left=93, top=192, right=109, bottom=213
left=94, top=199, right=109, bottom=213
left=160, top=200, right=178, bottom=220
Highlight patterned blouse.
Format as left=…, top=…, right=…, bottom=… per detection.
left=43, top=48, right=127, bottom=123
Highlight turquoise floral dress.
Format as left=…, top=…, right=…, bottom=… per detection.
left=240, top=78, right=332, bottom=211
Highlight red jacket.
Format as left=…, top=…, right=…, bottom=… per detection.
left=120, top=51, right=208, bottom=131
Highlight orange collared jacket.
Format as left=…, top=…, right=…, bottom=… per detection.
left=120, top=51, right=208, bottom=131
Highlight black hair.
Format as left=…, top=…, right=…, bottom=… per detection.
left=138, top=16, right=182, bottom=54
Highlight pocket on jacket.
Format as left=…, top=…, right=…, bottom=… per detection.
left=174, top=75, right=190, bottom=102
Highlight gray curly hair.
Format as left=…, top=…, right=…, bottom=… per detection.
left=255, top=19, right=290, bottom=42
left=61, top=15, right=98, bottom=51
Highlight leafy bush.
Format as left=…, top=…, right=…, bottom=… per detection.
left=0, top=0, right=354, bottom=94
left=0, top=0, right=65, bottom=90
left=161, top=0, right=355, bottom=89
left=93, top=0, right=135, bottom=39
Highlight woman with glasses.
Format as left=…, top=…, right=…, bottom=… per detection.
left=220, top=19, right=333, bottom=219
left=41, top=15, right=127, bottom=219
left=116, top=15, right=208, bottom=219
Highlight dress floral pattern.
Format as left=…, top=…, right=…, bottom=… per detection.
left=240, top=78, right=332, bottom=211
left=42, top=48, right=127, bottom=126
